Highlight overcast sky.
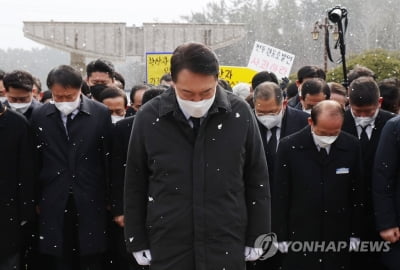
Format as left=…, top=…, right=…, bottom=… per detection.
left=0, top=0, right=209, bottom=49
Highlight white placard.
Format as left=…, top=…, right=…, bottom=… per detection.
left=247, top=41, right=295, bottom=79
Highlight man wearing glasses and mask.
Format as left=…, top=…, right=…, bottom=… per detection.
left=253, top=81, right=309, bottom=193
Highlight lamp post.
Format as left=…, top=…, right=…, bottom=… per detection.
left=311, top=17, right=339, bottom=73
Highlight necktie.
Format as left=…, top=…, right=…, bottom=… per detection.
left=267, top=127, right=278, bottom=154
left=360, top=125, right=369, bottom=141
left=359, top=125, right=370, bottom=152
left=319, top=147, right=328, bottom=159
left=190, top=117, right=201, bottom=137
left=266, top=127, right=278, bottom=185
left=66, top=114, right=73, bottom=139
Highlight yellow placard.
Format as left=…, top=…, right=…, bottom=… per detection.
left=146, top=53, right=172, bottom=85
left=146, top=52, right=257, bottom=88
left=219, top=66, right=257, bottom=87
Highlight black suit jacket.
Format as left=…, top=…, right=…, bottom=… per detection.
left=373, top=116, right=400, bottom=268
left=110, top=116, right=135, bottom=217
left=273, top=126, right=364, bottom=269
left=342, top=109, right=395, bottom=167
left=373, top=116, right=400, bottom=232
left=0, top=106, right=35, bottom=256
left=287, top=93, right=300, bottom=108
left=256, top=106, right=309, bottom=191
left=342, top=109, right=395, bottom=225
left=257, top=106, right=309, bottom=157
left=30, top=95, right=113, bottom=256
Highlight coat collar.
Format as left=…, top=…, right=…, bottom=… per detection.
left=158, top=85, right=232, bottom=118
left=45, top=95, right=91, bottom=116
left=344, top=108, right=390, bottom=134
left=0, top=105, right=6, bottom=127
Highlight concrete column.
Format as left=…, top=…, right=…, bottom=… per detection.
left=70, top=52, right=86, bottom=76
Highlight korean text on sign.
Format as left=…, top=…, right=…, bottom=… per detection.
left=247, top=41, right=295, bottom=79
left=146, top=52, right=172, bottom=85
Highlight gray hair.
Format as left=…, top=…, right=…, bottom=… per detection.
left=253, top=82, right=283, bottom=105
left=233, top=83, right=251, bottom=100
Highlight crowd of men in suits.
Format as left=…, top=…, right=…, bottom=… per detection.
left=1, top=42, right=400, bottom=270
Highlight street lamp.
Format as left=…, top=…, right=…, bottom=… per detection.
left=311, top=22, right=320, bottom=40
left=311, top=17, right=339, bottom=73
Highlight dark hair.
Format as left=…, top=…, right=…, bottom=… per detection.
left=218, top=79, right=232, bottom=92
left=33, top=77, right=42, bottom=93
left=41, top=90, right=53, bottom=103
left=253, top=82, right=283, bottom=105
left=98, top=87, right=128, bottom=107
left=47, top=65, right=83, bottom=90
left=130, top=84, right=149, bottom=103
left=81, top=81, right=91, bottom=97
left=86, top=58, right=115, bottom=78
left=349, top=76, right=380, bottom=107
left=160, top=73, right=172, bottom=83
left=285, top=82, right=298, bottom=100
left=142, top=88, right=165, bottom=105
left=90, top=84, right=108, bottom=101
left=0, top=69, right=5, bottom=80
left=297, top=66, right=326, bottom=83
left=379, top=78, right=400, bottom=113
left=251, top=71, right=279, bottom=89
left=311, top=100, right=344, bottom=125
left=347, top=65, right=376, bottom=85
left=170, top=42, right=219, bottom=82
left=3, top=70, right=34, bottom=92
left=114, top=71, right=125, bottom=89
left=245, top=94, right=254, bottom=109
left=328, top=82, right=347, bottom=97
left=301, top=78, right=330, bottom=100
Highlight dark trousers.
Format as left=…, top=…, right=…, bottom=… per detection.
left=105, top=211, right=143, bottom=270
left=0, top=253, right=20, bottom=270
left=42, top=195, right=104, bottom=270
left=351, top=226, right=388, bottom=270
left=381, top=241, right=400, bottom=270
left=21, top=222, right=41, bottom=270
left=246, top=252, right=282, bottom=270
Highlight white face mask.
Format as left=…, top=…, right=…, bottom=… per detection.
left=0, top=97, right=7, bottom=103
left=111, top=115, right=124, bottom=124
left=9, top=101, right=32, bottom=114
left=351, top=108, right=378, bottom=127
left=176, top=91, right=216, bottom=118
left=312, top=131, right=338, bottom=148
left=256, top=108, right=283, bottom=130
left=54, top=97, right=80, bottom=116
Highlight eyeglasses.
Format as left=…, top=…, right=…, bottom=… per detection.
left=255, top=107, right=283, bottom=117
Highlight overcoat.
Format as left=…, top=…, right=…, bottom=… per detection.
left=124, top=87, right=271, bottom=270
left=30, top=95, right=113, bottom=256
left=273, top=126, right=364, bottom=270
left=0, top=106, right=35, bottom=257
